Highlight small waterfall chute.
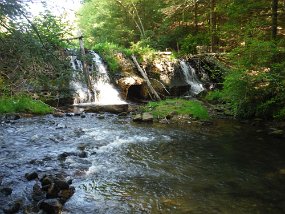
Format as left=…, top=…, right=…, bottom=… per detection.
left=179, top=60, right=205, bottom=95
left=70, top=51, right=126, bottom=105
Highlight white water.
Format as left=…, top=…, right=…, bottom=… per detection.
left=180, top=60, right=205, bottom=95
left=70, top=52, right=126, bottom=105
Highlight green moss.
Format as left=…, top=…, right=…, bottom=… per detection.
left=0, top=96, right=53, bottom=114
left=141, top=98, right=209, bottom=120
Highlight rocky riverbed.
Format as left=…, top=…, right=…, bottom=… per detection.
left=1, top=112, right=285, bottom=213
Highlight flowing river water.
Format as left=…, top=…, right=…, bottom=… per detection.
left=0, top=113, right=285, bottom=213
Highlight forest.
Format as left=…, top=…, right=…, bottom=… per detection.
left=1, top=0, right=285, bottom=119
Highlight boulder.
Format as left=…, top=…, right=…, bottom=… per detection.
left=132, top=114, right=142, bottom=122
left=0, top=187, right=12, bottom=196
left=46, top=183, right=60, bottom=199
left=25, top=172, right=38, bottom=181
left=53, top=178, right=70, bottom=190
left=2, top=200, right=22, bottom=214
left=32, top=183, right=46, bottom=202
left=38, top=199, right=63, bottom=214
left=58, top=187, right=75, bottom=204
left=268, top=129, right=284, bottom=138
left=142, top=112, right=154, bottom=122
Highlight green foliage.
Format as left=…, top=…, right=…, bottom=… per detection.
left=32, top=12, right=73, bottom=49
left=180, top=33, right=210, bottom=54
left=93, top=42, right=131, bottom=73
left=206, top=90, right=224, bottom=103
left=219, top=43, right=285, bottom=118
left=274, top=107, right=285, bottom=120
left=0, top=95, right=53, bottom=114
left=129, top=41, right=156, bottom=62
left=78, top=0, right=137, bottom=47
left=0, top=8, right=73, bottom=96
left=229, top=39, right=277, bottom=68
left=142, top=98, right=209, bottom=120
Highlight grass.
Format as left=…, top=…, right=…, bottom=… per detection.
left=0, top=95, right=53, bottom=114
left=141, top=98, right=209, bottom=120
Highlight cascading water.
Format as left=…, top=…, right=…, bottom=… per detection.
left=70, top=52, right=126, bottom=105
left=180, top=60, right=205, bottom=95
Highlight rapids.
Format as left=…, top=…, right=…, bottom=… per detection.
left=0, top=114, right=285, bottom=213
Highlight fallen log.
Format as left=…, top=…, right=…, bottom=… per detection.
left=131, top=55, right=161, bottom=101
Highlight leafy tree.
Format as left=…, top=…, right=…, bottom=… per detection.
left=0, top=1, right=73, bottom=97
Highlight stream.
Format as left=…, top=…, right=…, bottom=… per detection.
left=0, top=113, right=285, bottom=213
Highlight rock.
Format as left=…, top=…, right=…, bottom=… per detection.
left=2, top=200, right=22, bottom=214
left=74, top=112, right=81, bottom=117
left=5, top=114, right=21, bottom=121
left=53, top=178, right=70, bottom=190
left=55, top=123, right=67, bottom=129
left=141, top=112, right=153, bottom=122
left=269, top=129, right=284, bottom=138
left=65, top=113, right=74, bottom=117
left=52, top=112, right=65, bottom=118
left=58, top=187, right=75, bottom=204
left=97, top=114, right=105, bottom=119
left=279, top=169, right=285, bottom=175
left=32, top=183, right=46, bottom=202
left=80, top=114, right=86, bottom=118
left=132, top=114, right=142, bottom=122
left=159, top=118, right=169, bottom=124
left=78, top=151, right=88, bottom=158
left=30, top=135, right=39, bottom=142
left=41, top=176, right=53, bottom=187
left=57, top=152, right=78, bottom=161
left=67, top=179, right=73, bottom=185
left=46, top=183, right=60, bottom=199
left=0, top=187, right=12, bottom=196
left=25, top=172, right=38, bottom=181
left=38, top=199, right=62, bottom=214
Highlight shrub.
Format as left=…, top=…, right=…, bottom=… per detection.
left=206, top=90, right=224, bottom=103
left=0, top=95, right=53, bottom=114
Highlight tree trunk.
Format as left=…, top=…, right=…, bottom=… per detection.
left=131, top=1, right=145, bottom=38
left=194, top=0, right=198, bottom=34
left=115, top=0, right=145, bottom=38
left=272, top=0, right=278, bottom=40
left=210, top=0, right=218, bottom=52
left=131, top=55, right=161, bottom=101
left=79, top=37, right=95, bottom=102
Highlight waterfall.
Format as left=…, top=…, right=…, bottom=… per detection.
left=70, top=52, right=126, bottom=105
left=180, top=60, right=205, bottom=95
